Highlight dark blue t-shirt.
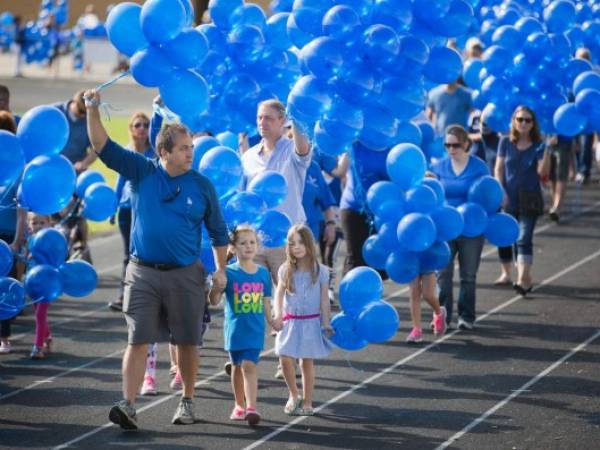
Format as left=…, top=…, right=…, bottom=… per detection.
left=427, top=85, right=473, bottom=136
left=431, top=155, right=490, bottom=207
left=302, top=160, right=336, bottom=240
left=99, top=139, right=229, bottom=266
left=340, top=142, right=390, bottom=212
left=497, top=136, right=545, bottom=212
left=55, top=101, right=90, bottom=164
left=223, top=262, right=272, bottom=351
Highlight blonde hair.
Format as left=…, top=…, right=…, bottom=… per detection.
left=227, top=224, right=260, bottom=261
left=128, top=111, right=151, bottom=149
left=283, top=224, right=319, bottom=294
left=258, top=99, right=286, bottom=119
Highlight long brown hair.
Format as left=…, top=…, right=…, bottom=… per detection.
left=283, top=224, right=319, bottom=294
left=0, top=111, right=17, bottom=133
left=509, top=105, right=542, bottom=145
left=128, top=111, right=151, bottom=150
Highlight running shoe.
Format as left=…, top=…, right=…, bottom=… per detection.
left=405, top=327, right=423, bottom=343
left=109, top=400, right=138, bottom=430
left=170, top=371, right=183, bottom=391
left=141, top=375, right=157, bottom=396
left=245, top=407, right=261, bottom=425
left=30, top=345, right=46, bottom=360
left=433, top=307, right=447, bottom=336
left=229, top=406, right=245, bottom=421
left=0, top=342, right=11, bottom=354
left=458, top=317, right=474, bottom=330
left=172, top=398, right=195, bottom=424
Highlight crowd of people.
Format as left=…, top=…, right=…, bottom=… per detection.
left=0, top=34, right=598, bottom=430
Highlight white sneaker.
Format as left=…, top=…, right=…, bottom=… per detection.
left=0, top=342, right=11, bottom=354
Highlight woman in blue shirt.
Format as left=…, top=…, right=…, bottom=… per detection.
left=494, top=106, right=550, bottom=296
left=431, top=125, right=489, bottom=330
left=108, top=112, right=155, bottom=312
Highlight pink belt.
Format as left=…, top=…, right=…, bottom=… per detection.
left=282, top=313, right=320, bottom=321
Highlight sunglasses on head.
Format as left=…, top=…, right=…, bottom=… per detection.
left=444, top=142, right=462, bottom=149
left=133, top=122, right=150, bottom=129
left=515, top=117, right=533, bottom=124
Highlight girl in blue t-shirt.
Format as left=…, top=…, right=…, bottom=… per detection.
left=209, top=225, right=274, bottom=426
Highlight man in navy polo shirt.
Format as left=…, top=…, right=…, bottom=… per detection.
left=84, top=89, right=229, bottom=429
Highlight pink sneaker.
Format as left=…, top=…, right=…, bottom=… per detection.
left=229, top=406, right=245, bottom=421
left=170, top=371, right=183, bottom=391
left=141, top=375, right=157, bottom=396
left=245, top=407, right=261, bottom=426
left=433, top=306, right=447, bottom=336
left=406, top=327, right=423, bottom=343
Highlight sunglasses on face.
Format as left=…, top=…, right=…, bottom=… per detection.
left=133, top=122, right=150, bottom=129
left=515, top=117, right=533, bottom=124
left=444, top=142, right=462, bottom=149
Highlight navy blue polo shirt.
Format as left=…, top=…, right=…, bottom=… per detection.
left=99, top=139, right=229, bottom=266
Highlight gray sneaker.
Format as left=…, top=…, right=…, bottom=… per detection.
left=458, top=318, right=474, bottom=331
left=109, top=400, right=138, bottom=430
left=172, top=398, right=195, bottom=424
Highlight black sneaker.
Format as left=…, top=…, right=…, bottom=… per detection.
left=109, top=400, right=138, bottom=430
left=224, top=361, right=232, bottom=376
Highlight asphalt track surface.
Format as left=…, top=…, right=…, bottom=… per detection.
left=1, top=184, right=599, bottom=450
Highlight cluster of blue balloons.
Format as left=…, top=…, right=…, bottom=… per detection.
left=76, top=170, right=118, bottom=222
left=284, top=0, right=475, bottom=154
left=466, top=0, right=600, bottom=135
left=330, top=267, right=400, bottom=351
left=363, top=143, right=519, bottom=284
left=0, top=12, right=16, bottom=51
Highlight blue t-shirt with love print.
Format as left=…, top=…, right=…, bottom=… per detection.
left=223, top=262, right=272, bottom=351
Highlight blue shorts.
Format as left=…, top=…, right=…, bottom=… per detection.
left=229, top=348, right=261, bottom=365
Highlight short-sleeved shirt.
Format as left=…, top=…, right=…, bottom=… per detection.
left=497, top=136, right=545, bottom=212
left=99, top=139, right=229, bottom=266
left=340, top=142, right=390, bottom=212
left=223, top=262, right=272, bottom=351
left=54, top=101, right=91, bottom=164
left=427, top=85, right=473, bottom=136
left=241, top=136, right=311, bottom=225
left=431, top=155, right=490, bottom=207
left=302, top=160, right=336, bottom=240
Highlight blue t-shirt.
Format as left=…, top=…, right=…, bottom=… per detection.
left=431, top=155, right=490, bottom=207
left=427, top=85, right=472, bottom=136
left=223, top=263, right=272, bottom=351
left=340, top=142, right=390, bottom=212
left=99, top=139, right=229, bottom=266
left=302, top=160, right=336, bottom=240
left=497, top=136, right=545, bottom=212
left=55, top=101, right=91, bottom=164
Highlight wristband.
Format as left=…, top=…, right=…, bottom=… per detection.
left=84, top=96, right=99, bottom=108
left=325, top=220, right=336, bottom=226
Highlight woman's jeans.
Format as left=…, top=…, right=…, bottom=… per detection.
left=498, top=213, right=538, bottom=265
left=438, top=235, right=485, bottom=325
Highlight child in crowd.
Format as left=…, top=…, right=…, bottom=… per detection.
left=273, top=225, right=333, bottom=416
left=209, top=225, right=274, bottom=426
left=27, top=212, right=53, bottom=359
left=406, top=274, right=447, bottom=343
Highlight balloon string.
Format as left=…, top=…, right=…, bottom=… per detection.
left=153, top=102, right=179, bottom=122
left=348, top=146, right=375, bottom=232
left=92, top=71, right=130, bottom=122
left=343, top=351, right=365, bottom=373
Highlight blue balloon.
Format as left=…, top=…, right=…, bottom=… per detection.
left=265, top=13, right=292, bottom=50
left=180, top=0, right=195, bottom=26
left=0, top=277, right=25, bottom=320
left=329, top=312, right=368, bottom=351
left=287, top=75, right=333, bottom=126
left=423, top=46, right=463, bottom=84
left=59, top=260, right=97, bottom=297
left=215, top=131, right=238, bottom=150
left=29, top=228, right=68, bottom=267
left=481, top=75, right=513, bottom=105
left=515, top=17, right=544, bottom=36
left=209, top=0, right=243, bottom=29
left=375, top=200, right=407, bottom=226
left=422, top=178, right=445, bottom=207
left=419, top=241, right=451, bottom=273
left=247, top=170, right=288, bottom=209
left=359, top=105, right=399, bottom=151
left=130, top=46, right=175, bottom=88
left=544, top=0, right=576, bottom=34
left=313, top=121, right=353, bottom=157
left=76, top=170, right=105, bottom=198
left=371, top=0, right=412, bottom=32
left=299, top=36, right=343, bottom=79
left=162, top=28, right=208, bottom=69
left=339, top=267, right=384, bottom=317
left=492, top=25, right=521, bottom=50
left=553, top=103, right=587, bottom=137
left=229, top=3, right=266, bottom=29
left=17, top=106, right=69, bottom=162
left=335, top=63, right=379, bottom=107
left=379, top=76, right=426, bottom=121
left=376, top=221, right=400, bottom=249
left=362, top=235, right=391, bottom=270
left=573, top=71, right=600, bottom=96
left=386, top=143, right=426, bottom=190
left=141, top=0, right=186, bottom=44
left=256, top=210, right=291, bottom=248
left=397, top=213, right=436, bottom=252
left=468, top=175, right=504, bottom=214
left=0, top=130, right=24, bottom=186
left=105, top=2, right=148, bottom=57
left=424, top=0, right=473, bottom=38
left=482, top=45, right=512, bottom=76
left=223, top=192, right=266, bottom=228
left=431, top=205, right=464, bottom=242
left=24, top=264, right=63, bottom=303
left=458, top=202, right=488, bottom=237
left=355, top=301, right=399, bottom=343
left=321, top=97, right=364, bottom=142
left=227, top=24, right=265, bottom=63
left=395, top=122, right=422, bottom=146
left=386, top=249, right=419, bottom=284
left=366, top=181, right=405, bottom=217
left=196, top=23, right=229, bottom=55
left=405, top=185, right=437, bottom=214
left=292, top=0, right=334, bottom=36
left=322, top=5, right=361, bottom=42
left=360, top=24, right=400, bottom=68
left=563, top=58, right=593, bottom=88
left=0, top=241, right=13, bottom=277
left=523, top=32, right=551, bottom=64
left=484, top=212, right=519, bottom=247
left=199, top=146, right=243, bottom=198
left=192, top=136, right=220, bottom=171
left=462, top=58, right=484, bottom=89
left=160, top=69, right=209, bottom=117
left=21, top=155, right=76, bottom=215
left=575, top=89, right=600, bottom=120
left=83, top=182, right=118, bottom=222
left=286, top=12, right=314, bottom=49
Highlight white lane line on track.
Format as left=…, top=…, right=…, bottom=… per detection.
left=241, top=248, right=600, bottom=450
left=435, top=328, right=600, bottom=450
